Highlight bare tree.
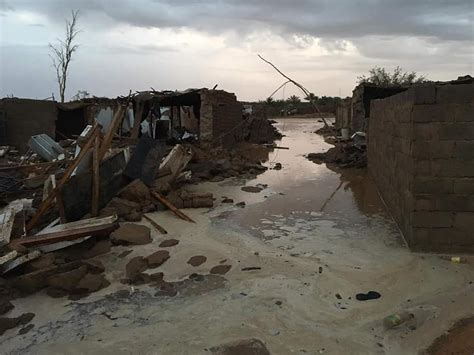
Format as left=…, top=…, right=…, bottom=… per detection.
left=49, top=10, right=80, bottom=103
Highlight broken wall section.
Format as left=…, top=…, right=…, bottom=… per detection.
left=200, top=89, right=243, bottom=147
left=368, top=83, right=474, bottom=253
left=0, top=99, right=57, bottom=152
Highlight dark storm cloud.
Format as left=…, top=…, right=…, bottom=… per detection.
left=3, top=0, right=473, bottom=42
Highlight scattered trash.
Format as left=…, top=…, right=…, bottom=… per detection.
left=383, top=312, right=415, bottom=329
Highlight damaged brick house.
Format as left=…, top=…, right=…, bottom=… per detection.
left=0, top=88, right=245, bottom=152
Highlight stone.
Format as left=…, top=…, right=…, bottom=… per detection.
left=241, top=186, right=263, bottom=193
left=187, top=255, right=207, bottom=267
left=118, top=249, right=133, bottom=258
left=83, top=259, right=105, bottom=274
left=76, top=273, right=109, bottom=293
left=106, top=197, right=140, bottom=218
left=12, top=267, right=58, bottom=293
left=46, top=287, right=68, bottom=298
left=82, top=239, right=111, bottom=259
left=236, top=202, right=246, bottom=208
left=0, top=312, right=35, bottom=336
left=222, top=198, right=234, bottom=203
left=18, top=324, right=34, bottom=335
left=125, top=256, right=148, bottom=281
left=110, top=224, right=151, bottom=245
left=46, top=265, right=88, bottom=292
left=118, top=179, right=152, bottom=208
left=210, top=338, right=271, bottom=355
left=123, top=210, right=143, bottom=222
left=210, top=265, right=232, bottom=275
left=27, top=254, right=55, bottom=271
left=146, top=250, right=170, bottom=268
left=0, top=299, right=14, bottom=315
left=155, top=282, right=177, bottom=297
left=159, top=239, right=179, bottom=247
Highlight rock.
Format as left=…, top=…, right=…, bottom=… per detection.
left=159, top=239, right=179, bottom=248
left=76, top=273, right=109, bottom=293
left=0, top=299, right=14, bottom=315
left=46, top=265, right=88, bottom=292
left=273, top=163, right=282, bottom=170
left=241, top=186, right=263, bottom=193
left=11, top=267, right=58, bottom=293
left=46, top=287, right=68, bottom=298
left=110, top=224, right=151, bottom=245
left=210, top=338, right=271, bottom=355
left=106, top=197, right=141, bottom=218
left=99, top=207, right=117, bottom=218
left=155, top=282, right=177, bottom=297
left=210, top=176, right=225, bottom=183
left=118, top=249, right=133, bottom=258
left=27, top=254, right=55, bottom=271
left=187, top=255, right=207, bottom=267
left=235, top=202, right=246, bottom=208
left=222, top=198, right=234, bottom=203
left=149, top=272, right=164, bottom=282
left=118, top=179, right=152, bottom=208
left=18, top=323, right=34, bottom=335
left=210, top=265, right=232, bottom=275
left=356, top=291, right=381, bottom=301
left=0, top=312, right=35, bottom=336
left=146, top=250, right=170, bottom=268
left=123, top=210, right=143, bottom=222
left=83, top=259, right=105, bottom=274
left=125, top=256, right=148, bottom=282
left=82, top=239, right=111, bottom=259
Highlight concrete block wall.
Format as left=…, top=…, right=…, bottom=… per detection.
left=199, top=89, right=242, bottom=147
left=368, top=83, right=474, bottom=253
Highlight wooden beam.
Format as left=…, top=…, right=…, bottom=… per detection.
left=26, top=125, right=100, bottom=232
left=131, top=101, right=144, bottom=139
left=55, top=192, right=67, bottom=223
left=98, top=105, right=125, bottom=161
left=91, top=135, right=100, bottom=216
left=143, top=215, right=168, bottom=234
left=150, top=191, right=195, bottom=223
left=17, top=216, right=119, bottom=247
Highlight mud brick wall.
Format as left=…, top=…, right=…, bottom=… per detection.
left=368, top=83, right=474, bottom=253
left=200, top=89, right=243, bottom=147
left=0, top=98, right=57, bottom=152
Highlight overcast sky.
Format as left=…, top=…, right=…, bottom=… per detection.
left=0, top=0, right=473, bottom=101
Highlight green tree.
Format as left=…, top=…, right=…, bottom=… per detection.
left=304, top=92, right=318, bottom=103
left=357, top=66, right=426, bottom=86
left=286, top=95, right=301, bottom=106
left=265, top=97, right=275, bottom=105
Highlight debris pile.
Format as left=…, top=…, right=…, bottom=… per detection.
left=309, top=130, right=367, bottom=168
left=0, top=96, right=281, bottom=335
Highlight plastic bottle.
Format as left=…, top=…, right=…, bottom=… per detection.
left=383, top=312, right=414, bottom=329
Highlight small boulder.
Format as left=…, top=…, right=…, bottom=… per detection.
left=75, top=273, right=109, bottom=293
left=210, top=338, right=271, bottom=355
left=187, top=255, right=207, bottom=267
left=46, top=265, right=88, bottom=292
left=125, top=256, right=148, bottom=282
left=210, top=265, right=232, bottom=275
left=146, top=250, right=170, bottom=268
left=107, top=198, right=141, bottom=218
left=159, top=239, right=179, bottom=248
left=110, top=224, right=151, bottom=245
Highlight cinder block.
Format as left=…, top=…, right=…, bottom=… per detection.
left=454, top=212, right=474, bottom=231
left=454, top=103, right=474, bottom=122
left=432, top=160, right=474, bottom=177
left=454, top=141, right=474, bottom=159
left=413, top=123, right=438, bottom=140
left=412, top=104, right=450, bottom=123
left=412, top=211, right=454, bottom=227
left=438, top=123, right=474, bottom=140
left=436, top=84, right=474, bottom=104
left=454, top=178, right=474, bottom=193
left=413, top=85, right=436, bottom=105
left=413, top=177, right=453, bottom=193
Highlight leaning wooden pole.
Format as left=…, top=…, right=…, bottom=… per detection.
left=258, top=54, right=329, bottom=127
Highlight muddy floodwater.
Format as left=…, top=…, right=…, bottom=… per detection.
left=3, top=118, right=474, bottom=355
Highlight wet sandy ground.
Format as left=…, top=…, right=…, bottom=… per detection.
left=2, top=118, right=474, bottom=354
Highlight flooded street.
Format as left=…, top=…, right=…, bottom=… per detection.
left=3, top=118, right=474, bottom=355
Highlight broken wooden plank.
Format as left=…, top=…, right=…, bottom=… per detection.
left=26, top=125, right=100, bottom=232
left=15, top=215, right=119, bottom=248
left=0, top=201, right=23, bottom=247
left=0, top=250, right=18, bottom=266
left=98, top=106, right=125, bottom=162
left=143, top=215, right=168, bottom=234
left=34, top=236, right=91, bottom=253
left=1, top=250, right=41, bottom=274
left=151, top=191, right=195, bottom=223
left=92, top=135, right=100, bottom=216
